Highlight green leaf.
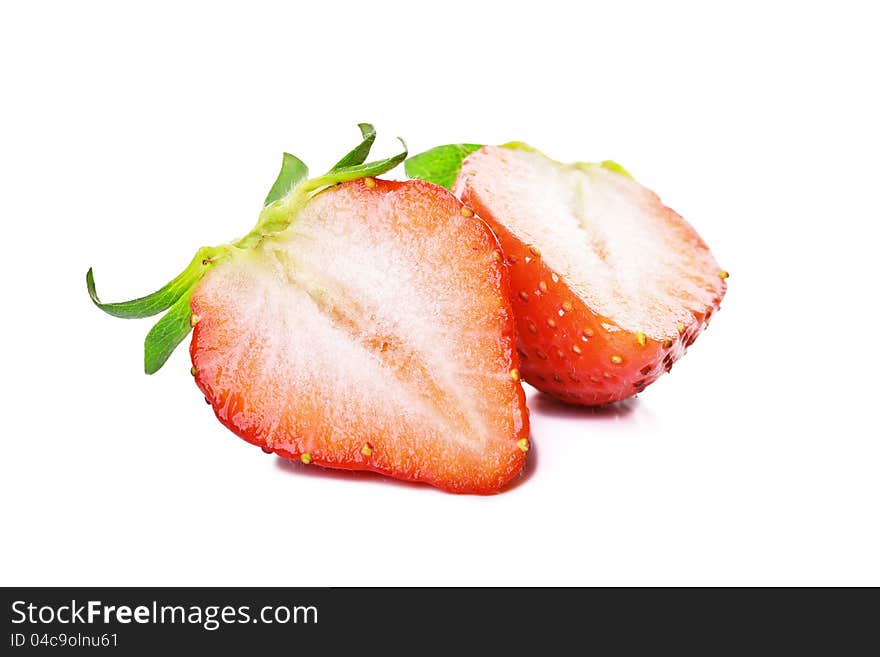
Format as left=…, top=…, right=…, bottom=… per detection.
left=404, top=143, right=482, bottom=189
left=303, top=137, right=408, bottom=192
left=144, top=288, right=196, bottom=374
left=263, top=152, right=309, bottom=206
left=330, top=123, right=376, bottom=171
left=86, top=247, right=224, bottom=319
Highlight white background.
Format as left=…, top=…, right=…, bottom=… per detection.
left=2, top=1, right=878, bottom=586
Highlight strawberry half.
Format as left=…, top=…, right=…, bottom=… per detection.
left=191, top=178, right=528, bottom=492
left=408, top=143, right=727, bottom=405
left=88, top=126, right=529, bottom=493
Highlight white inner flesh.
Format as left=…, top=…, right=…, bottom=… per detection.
left=461, top=147, right=720, bottom=339
left=204, top=252, right=463, bottom=461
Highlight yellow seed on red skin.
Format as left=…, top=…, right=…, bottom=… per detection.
left=538, top=280, right=548, bottom=292
left=662, top=339, right=673, bottom=349
left=603, top=371, right=612, bottom=379
left=677, top=323, right=685, bottom=334
left=460, top=206, right=474, bottom=217
left=518, top=291, right=529, bottom=302
left=529, top=245, right=541, bottom=257
left=517, top=438, right=530, bottom=453
left=527, top=320, right=537, bottom=334
left=300, top=453, right=312, bottom=465
left=190, top=313, right=200, bottom=327
left=361, top=443, right=373, bottom=458
left=491, top=250, right=502, bottom=261
left=719, top=270, right=729, bottom=280
left=589, top=375, right=600, bottom=383
left=583, top=328, right=594, bottom=338
left=636, top=332, right=647, bottom=346
left=562, top=301, right=573, bottom=312
left=610, top=354, right=623, bottom=365
left=190, top=366, right=197, bottom=376
left=547, top=317, right=557, bottom=328
left=363, top=177, right=376, bottom=188
left=510, top=368, right=521, bottom=382
left=572, top=344, right=582, bottom=354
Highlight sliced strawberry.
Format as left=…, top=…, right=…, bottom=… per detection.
left=190, top=178, right=529, bottom=493
left=453, top=145, right=727, bottom=405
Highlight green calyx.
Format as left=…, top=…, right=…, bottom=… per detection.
left=404, top=141, right=634, bottom=190
left=87, top=123, right=407, bottom=374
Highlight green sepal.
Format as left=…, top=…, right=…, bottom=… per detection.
left=87, top=246, right=225, bottom=319
left=505, top=144, right=632, bottom=179
left=404, top=143, right=482, bottom=190
left=500, top=141, right=540, bottom=153
left=264, top=153, right=309, bottom=206
left=598, top=160, right=633, bottom=179
left=303, top=137, right=408, bottom=193
left=144, top=288, right=196, bottom=374
left=330, top=123, right=376, bottom=171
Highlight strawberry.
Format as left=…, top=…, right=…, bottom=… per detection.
left=88, top=126, right=529, bottom=493
left=407, top=143, right=727, bottom=405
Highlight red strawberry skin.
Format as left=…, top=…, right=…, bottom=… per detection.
left=460, top=215, right=709, bottom=404
left=456, top=147, right=727, bottom=405
left=189, top=178, right=529, bottom=493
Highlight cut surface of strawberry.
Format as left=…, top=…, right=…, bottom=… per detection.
left=190, top=179, right=528, bottom=492
left=450, top=145, right=727, bottom=405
